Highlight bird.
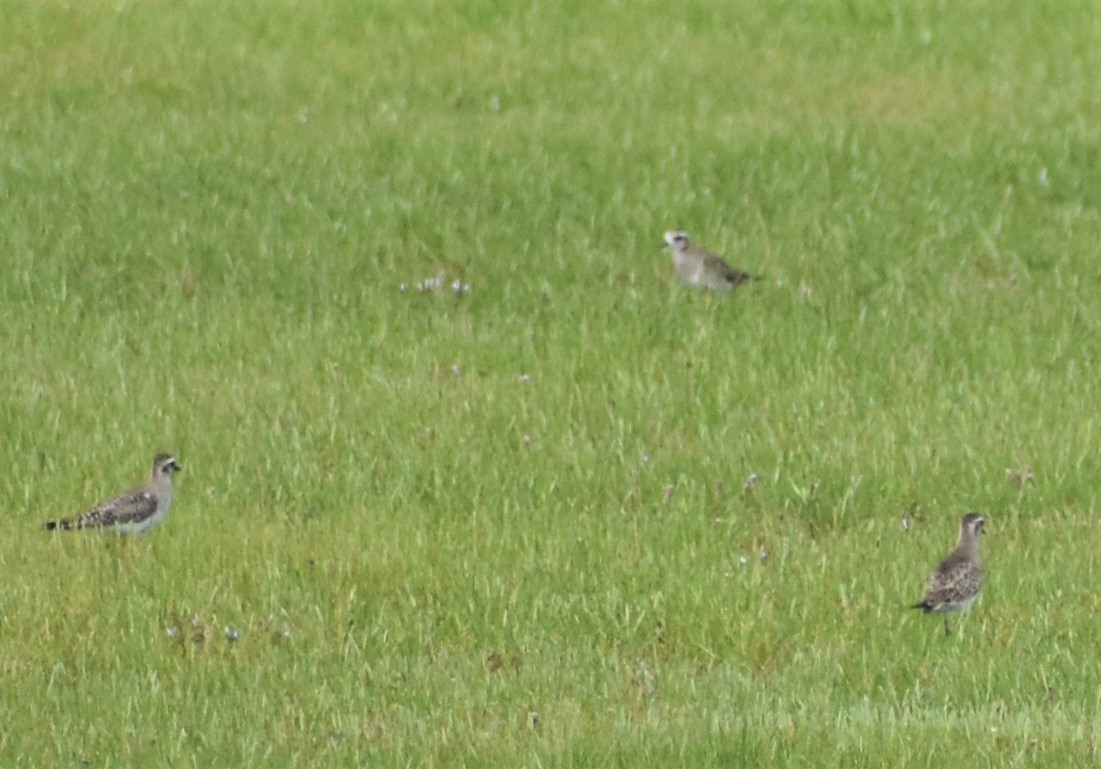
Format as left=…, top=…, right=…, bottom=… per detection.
left=662, top=230, right=759, bottom=291
left=45, top=453, right=182, bottom=536
left=912, top=512, right=986, bottom=635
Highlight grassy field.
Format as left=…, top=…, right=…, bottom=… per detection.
left=2, top=0, right=1101, bottom=765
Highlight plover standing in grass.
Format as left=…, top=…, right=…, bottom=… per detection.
left=662, top=230, right=758, bottom=291
left=45, top=453, right=182, bottom=536
left=912, top=512, right=986, bottom=635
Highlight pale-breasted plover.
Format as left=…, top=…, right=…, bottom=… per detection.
left=912, top=512, right=985, bottom=635
left=662, top=230, right=759, bottom=291
left=45, top=453, right=182, bottom=536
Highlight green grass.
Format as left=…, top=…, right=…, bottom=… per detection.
left=2, top=0, right=1101, bottom=765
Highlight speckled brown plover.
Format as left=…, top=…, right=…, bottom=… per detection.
left=662, top=230, right=758, bottom=291
left=912, top=512, right=986, bottom=635
left=45, top=453, right=182, bottom=536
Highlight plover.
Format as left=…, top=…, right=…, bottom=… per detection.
left=45, top=453, right=182, bottom=536
left=662, top=230, right=758, bottom=291
left=912, top=512, right=985, bottom=635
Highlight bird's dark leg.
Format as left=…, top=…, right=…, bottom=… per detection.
left=943, top=615, right=951, bottom=636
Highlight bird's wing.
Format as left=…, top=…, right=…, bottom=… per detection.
left=923, top=559, right=983, bottom=606
left=78, top=488, right=159, bottom=528
left=705, top=254, right=756, bottom=285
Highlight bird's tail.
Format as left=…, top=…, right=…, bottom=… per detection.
left=911, top=600, right=933, bottom=613
left=44, top=518, right=76, bottom=532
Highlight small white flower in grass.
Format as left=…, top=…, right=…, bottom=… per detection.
left=737, top=555, right=749, bottom=565
left=743, top=473, right=759, bottom=491
left=522, top=435, right=532, bottom=449
left=1038, top=168, right=1049, bottom=187
left=451, top=363, right=462, bottom=376
left=266, top=614, right=292, bottom=640
left=224, top=626, right=241, bottom=642
left=165, top=626, right=179, bottom=640
left=415, top=271, right=447, bottom=292
left=399, top=282, right=409, bottom=292
left=518, top=373, right=531, bottom=384
left=297, top=109, right=310, bottom=125
left=451, top=279, right=470, bottom=295
left=489, top=96, right=501, bottom=111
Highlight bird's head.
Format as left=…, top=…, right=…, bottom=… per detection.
left=663, top=230, right=690, bottom=252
